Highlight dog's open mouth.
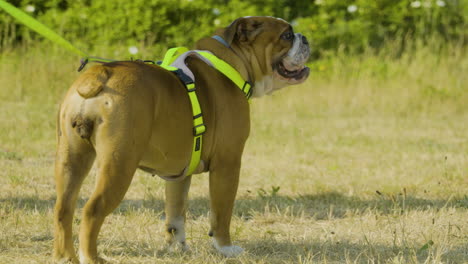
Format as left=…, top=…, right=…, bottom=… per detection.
left=274, top=60, right=310, bottom=82
left=277, top=61, right=309, bottom=80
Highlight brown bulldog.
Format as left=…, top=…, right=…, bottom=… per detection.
left=54, top=16, right=310, bottom=263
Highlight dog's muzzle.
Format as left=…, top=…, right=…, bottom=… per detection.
left=274, top=33, right=311, bottom=83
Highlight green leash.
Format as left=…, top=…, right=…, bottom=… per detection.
left=0, top=0, right=114, bottom=69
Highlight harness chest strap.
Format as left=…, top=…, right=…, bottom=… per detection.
left=158, top=47, right=252, bottom=179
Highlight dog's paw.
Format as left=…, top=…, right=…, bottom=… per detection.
left=166, top=240, right=190, bottom=252
left=212, top=239, right=244, bottom=257
left=164, top=218, right=188, bottom=252
left=55, top=256, right=79, bottom=264
left=79, top=257, right=107, bottom=264
left=78, top=251, right=107, bottom=264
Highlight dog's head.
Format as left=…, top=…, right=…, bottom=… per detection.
left=217, top=16, right=311, bottom=97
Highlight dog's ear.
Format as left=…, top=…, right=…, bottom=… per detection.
left=224, top=17, right=263, bottom=45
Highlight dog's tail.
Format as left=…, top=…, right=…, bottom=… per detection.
left=75, top=65, right=109, bottom=98
left=66, top=65, right=110, bottom=140
left=68, top=65, right=110, bottom=140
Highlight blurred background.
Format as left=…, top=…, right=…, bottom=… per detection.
left=1, top=0, right=466, bottom=58
left=1, top=0, right=466, bottom=154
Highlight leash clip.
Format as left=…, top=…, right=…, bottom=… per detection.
left=77, top=58, right=89, bottom=72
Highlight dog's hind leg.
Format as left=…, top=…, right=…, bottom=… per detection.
left=164, top=176, right=192, bottom=251
left=78, top=139, right=141, bottom=263
left=78, top=157, right=139, bottom=263
left=77, top=138, right=143, bottom=263
left=77, top=107, right=152, bottom=263
left=54, top=110, right=96, bottom=263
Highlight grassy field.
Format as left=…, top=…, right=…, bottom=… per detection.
left=0, top=44, right=467, bottom=263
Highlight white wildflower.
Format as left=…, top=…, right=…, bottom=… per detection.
left=410, top=1, right=422, bottom=8
left=214, top=19, right=221, bottom=26
left=25, top=5, right=35, bottom=13
left=347, top=5, right=358, bottom=13
left=212, top=8, right=220, bottom=16
left=128, top=46, right=139, bottom=55
left=436, top=0, right=446, bottom=7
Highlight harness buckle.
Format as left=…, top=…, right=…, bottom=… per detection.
left=174, top=68, right=194, bottom=86
left=193, top=124, right=206, bottom=136
left=242, top=81, right=252, bottom=98
left=186, top=83, right=196, bottom=92
left=77, top=58, right=89, bottom=72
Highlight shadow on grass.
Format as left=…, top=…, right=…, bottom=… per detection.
left=238, top=239, right=467, bottom=264
left=239, top=239, right=464, bottom=263
left=232, top=192, right=468, bottom=220
left=1, top=193, right=466, bottom=263
left=123, top=191, right=467, bottom=220
left=1, top=191, right=466, bottom=220
left=97, top=236, right=466, bottom=263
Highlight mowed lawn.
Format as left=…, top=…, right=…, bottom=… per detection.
left=0, top=47, right=466, bottom=263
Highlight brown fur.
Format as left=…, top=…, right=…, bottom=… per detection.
left=53, top=17, right=308, bottom=263
left=76, top=67, right=108, bottom=98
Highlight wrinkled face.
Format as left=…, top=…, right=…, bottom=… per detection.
left=224, top=16, right=311, bottom=97
left=274, top=30, right=311, bottom=85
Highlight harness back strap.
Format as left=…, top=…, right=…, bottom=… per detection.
left=157, top=47, right=251, bottom=177
left=158, top=47, right=205, bottom=177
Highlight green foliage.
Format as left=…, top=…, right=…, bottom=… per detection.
left=295, top=0, right=467, bottom=57
left=0, top=0, right=466, bottom=57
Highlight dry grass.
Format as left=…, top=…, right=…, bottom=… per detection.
left=0, top=44, right=467, bottom=263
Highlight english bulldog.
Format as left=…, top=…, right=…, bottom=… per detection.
left=54, top=16, right=310, bottom=263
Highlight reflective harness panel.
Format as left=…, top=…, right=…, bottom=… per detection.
left=158, top=47, right=252, bottom=178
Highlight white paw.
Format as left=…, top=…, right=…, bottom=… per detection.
left=78, top=250, right=106, bottom=264
left=78, top=250, right=85, bottom=264
left=165, top=218, right=189, bottom=252
left=56, top=257, right=78, bottom=264
left=167, top=240, right=190, bottom=252
left=212, top=239, right=244, bottom=257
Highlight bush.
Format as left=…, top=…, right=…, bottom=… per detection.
left=0, top=0, right=466, bottom=57
left=294, top=0, right=467, bottom=58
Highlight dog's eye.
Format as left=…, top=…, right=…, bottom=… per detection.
left=281, top=32, right=294, bottom=41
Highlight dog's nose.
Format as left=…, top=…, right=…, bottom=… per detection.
left=301, top=35, right=308, bottom=45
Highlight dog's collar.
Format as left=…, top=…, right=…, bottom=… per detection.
left=212, top=35, right=230, bottom=48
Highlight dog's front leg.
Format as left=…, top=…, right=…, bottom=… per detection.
left=208, top=157, right=243, bottom=257
left=164, top=175, right=192, bottom=251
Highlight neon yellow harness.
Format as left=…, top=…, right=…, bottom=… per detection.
left=158, top=47, right=252, bottom=177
